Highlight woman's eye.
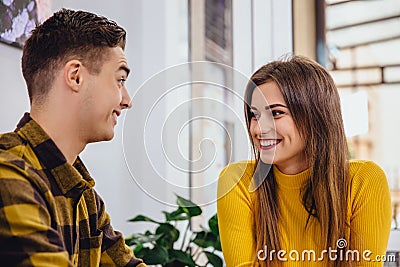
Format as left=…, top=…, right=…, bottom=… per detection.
left=250, top=111, right=260, bottom=119
left=271, top=110, right=285, bottom=117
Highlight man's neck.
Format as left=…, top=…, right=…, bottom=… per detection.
left=30, top=108, right=85, bottom=165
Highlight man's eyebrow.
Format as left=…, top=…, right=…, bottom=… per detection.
left=119, top=65, right=131, bottom=77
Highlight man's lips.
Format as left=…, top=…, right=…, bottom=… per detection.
left=113, top=109, right=121, bottom=117
left=112, top=110, right=121, bottom=124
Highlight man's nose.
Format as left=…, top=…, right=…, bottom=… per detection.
left=121, top=86, right=132, bottom=109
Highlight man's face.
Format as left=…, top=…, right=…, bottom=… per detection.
left=79, top=46, right=131, bottom=143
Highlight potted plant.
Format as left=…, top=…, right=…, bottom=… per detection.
left=125, top=195, right=223, bottom=267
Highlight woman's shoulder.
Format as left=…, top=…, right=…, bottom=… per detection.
left=348, top=159, right=385, bottom=178
left=347, top=160, right=391, bottom=227
left=348, top=159, right=388, bottom=193
left=219, top=160, right=255, bottom=176
left=217, top=160, right=256, bottom=197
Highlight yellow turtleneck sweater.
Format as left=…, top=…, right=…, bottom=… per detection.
left=217, top=160, right=392, bottom=266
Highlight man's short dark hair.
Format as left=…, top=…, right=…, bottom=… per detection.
left=21, top=8, right=126, bottom=104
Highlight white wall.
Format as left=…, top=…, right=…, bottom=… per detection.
left=0, top=44, right=28, bottom=132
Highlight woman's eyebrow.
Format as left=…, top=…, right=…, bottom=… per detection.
left=250, top=103, right=287, bottom=111
left=265, top=103, right=287, bottom=110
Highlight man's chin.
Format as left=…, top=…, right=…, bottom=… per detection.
left=104, top=132, right=115, bottom=141
left=88, top=132, right=115, bottom=143
left=103, top=135, right=114, bottom=141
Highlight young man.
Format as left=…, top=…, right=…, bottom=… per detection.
left=0, top=9, right=146, bottom=266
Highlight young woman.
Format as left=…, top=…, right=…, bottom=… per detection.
left=217, top=56, right=392, bottom=266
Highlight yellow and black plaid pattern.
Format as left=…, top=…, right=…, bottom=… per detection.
left=0, top=113, right=145, bottom=267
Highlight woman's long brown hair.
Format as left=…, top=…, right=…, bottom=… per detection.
left=244, top=56, right=350, bottom=266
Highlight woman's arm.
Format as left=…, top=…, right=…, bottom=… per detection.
left=349, top=160, right=392, bottom=266
left=217, top=161, right=258, bottom=267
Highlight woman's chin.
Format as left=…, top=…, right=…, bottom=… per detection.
left=259, top=156, right=274, bottom=165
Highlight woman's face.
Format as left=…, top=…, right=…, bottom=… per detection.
left=249, top=80, right=308, bottom=174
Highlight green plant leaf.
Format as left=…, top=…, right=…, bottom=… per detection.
left=214, top=235, right=222, bottom=251
left=141, top=245, right=169, bottom=265
left=194, top=219, right=222, bottom=251
left=193, top=231, right=219, bottom=249
left=125, top=233, right=163, bottom=246
left=144, top=230, right=153, bottom=236
left=128, top=215, right=160, bottom=224
left=204, top=251, right=223, bottom=267
left=167, top=249, right=197, bottom=267
left=208, top=214, right=219, bottom=236
left=133, top=246, right=150, bottom=259
left=133, top=244, right=143, bottom=255
left=125, top=236, right=135, bottom=247
left=163, top=207, right=190, bottom=222
left=126, top=195, right=222, bottom=266
left=164, top=262, right=188, bottom=267
left=176, top=194, right=202, bottom=217
left=155, top=223, right=180, bottom=248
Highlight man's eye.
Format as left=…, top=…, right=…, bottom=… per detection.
left=118, top=78, right=126, bottom=87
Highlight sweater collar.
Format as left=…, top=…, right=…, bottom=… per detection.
left=273, top=165, right=310, bottom=189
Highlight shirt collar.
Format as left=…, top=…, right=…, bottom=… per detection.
left=16, top=113, right=95, bottom=196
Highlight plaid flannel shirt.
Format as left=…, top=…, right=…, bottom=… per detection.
left=0, top=113, right=146, bottom=267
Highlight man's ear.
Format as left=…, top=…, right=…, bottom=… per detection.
left=64, top=60, right=84, bottom=92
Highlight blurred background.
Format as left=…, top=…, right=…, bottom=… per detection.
left=1, top=0, right=399, bottom=265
